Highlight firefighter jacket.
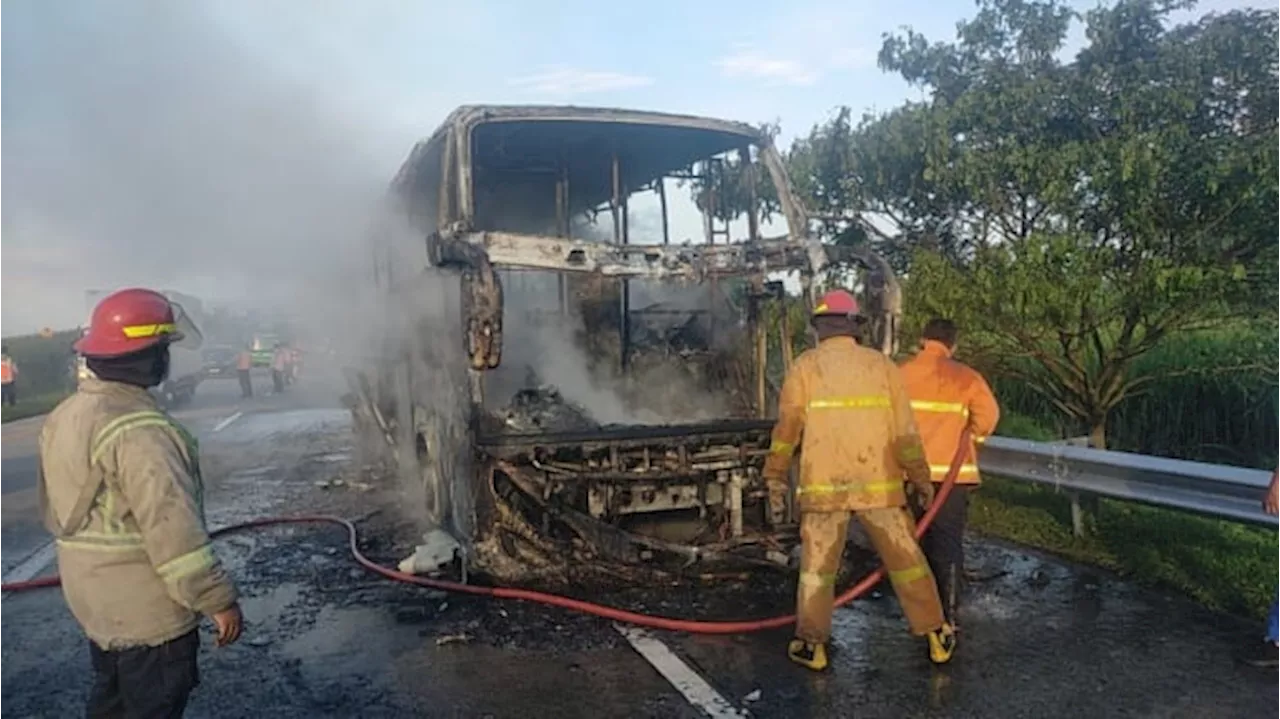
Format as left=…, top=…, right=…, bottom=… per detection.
left=38, top=378, right=238, bottom=650
left=763, top=336, right=932, bottom=513
left=898, top=340, right=1000, bottom=484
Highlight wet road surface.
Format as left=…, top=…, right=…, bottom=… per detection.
left=2, top=373, right=1276, bottom=718
left=0, top=373, right=330, bottom=575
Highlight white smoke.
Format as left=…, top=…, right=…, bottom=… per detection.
left=1, top=0, right=405, bottom=336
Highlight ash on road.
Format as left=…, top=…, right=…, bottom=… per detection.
left=2, top=378, right=1274, bottom=718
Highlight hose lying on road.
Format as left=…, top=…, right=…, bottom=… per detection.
left=1, top=434, right=968, bottom=635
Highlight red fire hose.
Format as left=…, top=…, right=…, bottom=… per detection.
left=1, top=434, right=968, bottom=635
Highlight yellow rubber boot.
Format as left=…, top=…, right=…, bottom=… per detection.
left=927, top=622, right=957, bottom=665
left=787, top=639, right=829, bottom=671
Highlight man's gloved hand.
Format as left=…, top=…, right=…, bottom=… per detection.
left=909, top=481, right=935, bottom=511
left=765, top=475, right=788, bottom=527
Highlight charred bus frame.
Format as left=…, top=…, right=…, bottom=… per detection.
left=357, top=105, right=902, bottom=579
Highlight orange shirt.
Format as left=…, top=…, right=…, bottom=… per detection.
left=236, top=351, right=253, bottom=371
left=1, top=356, right=16, bottom=384
left=898, top=341, right=1000, bottom=484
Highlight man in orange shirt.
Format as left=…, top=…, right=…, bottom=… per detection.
left=899, top=318, right=1000, bottom=629
left=1, top=345, right=18, bottom=407
left=235, top=345, right=254, bottom=398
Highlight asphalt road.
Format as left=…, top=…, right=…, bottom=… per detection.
left=2, top=370, right=1276, bottom=718
left=0, top=370, right=332, bottom=575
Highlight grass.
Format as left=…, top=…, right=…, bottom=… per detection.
left=990, top=323, right=1278, bottom=466
left=972, top=411, right=1277, bottom=620
left=1, top=392, right=69, bottom=423
left=970, top=478, right=1276, bottom=618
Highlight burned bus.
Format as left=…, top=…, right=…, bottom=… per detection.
left=350, top=105, right=902, bottom=581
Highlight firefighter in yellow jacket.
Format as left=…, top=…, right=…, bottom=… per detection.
left=39, top=288, right=242, bottom=717
left=899, top=318, right=999, bottom=629
left=764, top=290, right=956, bottom=671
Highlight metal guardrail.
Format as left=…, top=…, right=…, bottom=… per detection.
left=980, top=437, right=1279, bottom=529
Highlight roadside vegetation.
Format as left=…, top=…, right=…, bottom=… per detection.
left=1, top=329, right=79, bottom=422
left=736, top=0, right=1278, bottom=616
left=978, top=413, right=1275, bottom=618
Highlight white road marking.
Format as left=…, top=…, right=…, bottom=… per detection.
left=212, top=411, right=244, bottom=433
left=2, top=540, right=57, bottom=601
left=615, top=625, right=751, bottom=718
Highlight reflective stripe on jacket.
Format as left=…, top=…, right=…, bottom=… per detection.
left=38, top=378, right=238, bottom=650
left=763, top=336, right=931, bottom=512
left=898, top=340, right=1001, bottom=485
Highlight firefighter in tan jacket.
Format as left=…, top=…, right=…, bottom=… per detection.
left=764, top=290, right=955, bottom=671
left=39, top=288, right=242, bottom=718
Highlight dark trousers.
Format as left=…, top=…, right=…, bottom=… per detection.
left=2, top=382, right=15, bottom=406
left=237, top=370, right=253, bottom=398
left=919, top=486, right=970, bottom=625
left=271, top=370, right=285, bottom=393
left=87, top=629, right=199, bottom=719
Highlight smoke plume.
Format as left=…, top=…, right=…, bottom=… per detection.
left=2, top=0, right=398, bottom=337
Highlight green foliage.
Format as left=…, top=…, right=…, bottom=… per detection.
left=994, top=412, right=1058, bottom=442
left=868, top=0, right=1279, bottom=446
left=684, top=122, right=784, bottom=226
left=990, top=324, right=1278, bottom=466
left=3, top=329, right=80, bottom=400
left=1, top=392, right=69, bottom=423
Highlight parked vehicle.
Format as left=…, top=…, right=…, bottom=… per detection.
left=201, top=345, right=239, bottom=380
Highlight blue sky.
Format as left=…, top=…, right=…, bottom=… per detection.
left=208, top=0, right=1265, bottom=145
left=208, top=0, right=939, bottom=148
left=1, top=0, right=1268, bottom=334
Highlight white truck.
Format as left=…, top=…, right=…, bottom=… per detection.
left=77, top=289, right=207, bottom=408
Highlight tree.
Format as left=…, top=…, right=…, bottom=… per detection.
left=788, top=106, right=967, bottom=271
left=882, top=0, right=1278, bottom=447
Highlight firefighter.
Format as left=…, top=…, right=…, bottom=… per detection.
left=899, top=318, right=1000, bottom=629
left=236, top=344, right=254, bottom=398
left=764, top=290, right=956, bottom=671
left=1, top=345, right=18, bottom=406
left=38, top=288, right=243, bottom=717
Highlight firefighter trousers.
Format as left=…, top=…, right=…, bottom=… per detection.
left=919, top=486, right=969, bottom=625
left=796, top=508, right=946, bottom=644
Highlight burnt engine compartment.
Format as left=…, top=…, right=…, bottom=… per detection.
left=467, top=385, right=800, bottom=583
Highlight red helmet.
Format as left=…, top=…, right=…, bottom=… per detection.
left=812, top=289, right=860, bottom=318
left=74, top=288, right=184, bottom=358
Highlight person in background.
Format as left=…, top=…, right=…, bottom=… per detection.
left=1, top=345, right=19, bottom=407
left=287, top=344, right=302, bottom=384
left=763, top=289, right=956, bottom=671
left=1249, top=469, right=1279, bottom=668
left=270, top=343, right=289, bottom=394
left=39, top=288, right=242, bottom=717
left=899, top=318, right=1001, bottom=629
left=235, top=345, right=254, bottom=399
